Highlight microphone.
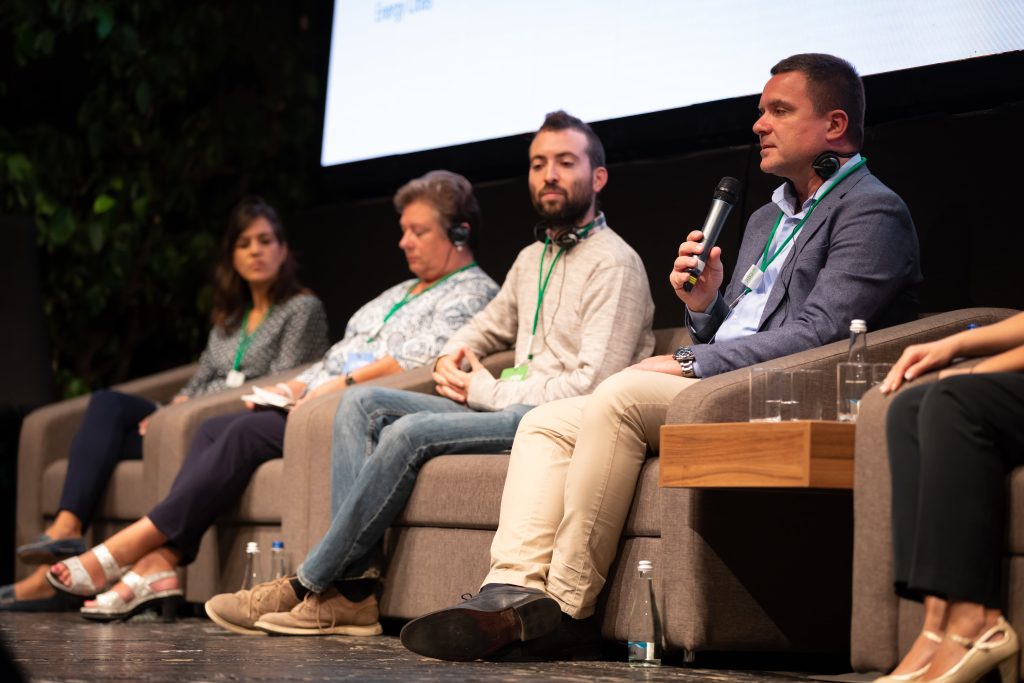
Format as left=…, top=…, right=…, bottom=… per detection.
left=683, top=176, right=741, bottom=292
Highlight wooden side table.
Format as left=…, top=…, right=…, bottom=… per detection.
left=659, top=420, right=856, bottom=490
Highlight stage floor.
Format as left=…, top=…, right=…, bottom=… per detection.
left=0, top=611, right=877, bottom=682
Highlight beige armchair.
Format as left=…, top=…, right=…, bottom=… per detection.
left=850, top=308, right=1022, bottom=678
left=643, top=307, right=1018, bottom=660
left=179, top=354, right=513, bottom=602
left=15, top=364, right=197, bottom=581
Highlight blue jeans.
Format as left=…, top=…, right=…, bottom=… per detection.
left=297, top=386, right=532, bottom=592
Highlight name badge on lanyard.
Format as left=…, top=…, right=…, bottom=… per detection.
left=225, top=369, right=246, bottom=388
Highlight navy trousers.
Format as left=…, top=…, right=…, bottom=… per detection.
left=58, top=389, right=156, bottom=528
left=147, top=409, right=287, bottom=564
left=887, top=373, right=1024, bottom=607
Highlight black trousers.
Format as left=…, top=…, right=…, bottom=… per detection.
left=887, top=373, right=1024, bottom=607
left=58, top=389, right=156, bottom=528
left=147, top=409, right=287, bottom=565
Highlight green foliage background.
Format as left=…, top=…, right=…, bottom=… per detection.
left=0, top=1, right=327, bottom=397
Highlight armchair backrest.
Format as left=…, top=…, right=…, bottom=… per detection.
left=665, top=308, right=1019, bottom=425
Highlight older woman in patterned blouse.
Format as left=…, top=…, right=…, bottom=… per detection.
left=2, top=196, right=329, bottom=612
left=47, top=171, right=500, bottom=621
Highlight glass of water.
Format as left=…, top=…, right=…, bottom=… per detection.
left=836, top=362, right=889, bottom=422
left=750, top=368, right=791, bottom=422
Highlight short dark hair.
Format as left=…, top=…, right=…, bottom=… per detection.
left=212, top=196, right=304, bottom=332
left=771, top=53, right=865, bottom=149
left=535, top=110, right=606, bottom=170
left=393, top=170, right=482, bottom=253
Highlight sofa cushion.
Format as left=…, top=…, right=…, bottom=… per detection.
left=223, top=459, right=284, bottom=523
left=396, top=455, right=508, bottom=529
left=394, top=453, right=661, bottom=537
left=42, top=459, right=148, bottom=520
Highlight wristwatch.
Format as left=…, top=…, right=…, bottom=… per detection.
left=673, top=346, right=698, bottom=378
left=345, top=375, right=358, bottom=386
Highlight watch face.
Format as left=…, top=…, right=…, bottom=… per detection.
left=674, top=346, right=693, bottom=362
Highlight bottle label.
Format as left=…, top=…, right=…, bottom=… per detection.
left=627, top=641, right=657, bottom=661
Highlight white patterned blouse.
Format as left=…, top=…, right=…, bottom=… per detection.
left=295, top=265, right=498, bottom=390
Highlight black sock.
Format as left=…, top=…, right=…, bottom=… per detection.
left=289, top=577, right=310, bottom=601
left=333, top=578, right=375, bottom=602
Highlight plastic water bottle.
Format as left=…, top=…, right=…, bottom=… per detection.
left=847, top=319, right=868, bottom=363
left=627, top=559, right=662, bottom=667
left=241, top=541, right=262, bottom=591
left=270, top=540, right=288, bottom=579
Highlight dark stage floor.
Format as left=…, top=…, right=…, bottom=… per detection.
left=0, top=611, right=879, bottom=682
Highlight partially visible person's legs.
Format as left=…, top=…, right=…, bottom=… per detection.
left=880, top=375, right=1024, bottom=681
left=907, top=375, right=1024, bottom=605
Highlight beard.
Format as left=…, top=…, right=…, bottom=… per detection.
left=531, top=178, right=595, bottom=230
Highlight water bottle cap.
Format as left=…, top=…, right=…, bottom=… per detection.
left=246, top=541, right=260, bottom=553
left=272, top=540, right=284, bottom=550
left=637, top=560, right=653, bottom=571
left=849, top=319, right=867, bottom=333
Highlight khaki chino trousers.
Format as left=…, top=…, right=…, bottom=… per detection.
left=485, top=369, right=699, bottom=618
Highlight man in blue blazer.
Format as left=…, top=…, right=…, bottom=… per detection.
left=401, top=53, right=923, bottom=662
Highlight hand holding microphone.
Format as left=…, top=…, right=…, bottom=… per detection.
left=671, top=176, right=741, bottom=309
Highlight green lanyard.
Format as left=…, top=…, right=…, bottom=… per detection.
left=524, top=219, right=598, bottom=361
left=526, top=242, right=564, bottom=361
left=233, top=305, right=271, bottom=371
left=369, top=262, right=477, bottom=341
left=754, top=157, right=868, bottom=284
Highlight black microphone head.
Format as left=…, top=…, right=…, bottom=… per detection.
left=713, top=176, right=741, bottom=204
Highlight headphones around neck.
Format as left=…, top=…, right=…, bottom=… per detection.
left=447, top=222, right=471, bottom=249
left=532, top=221, right=595, bottom=250
left=812, top=150, right=859, bottom=180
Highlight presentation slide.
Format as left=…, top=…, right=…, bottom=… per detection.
left=321, top=0, right=1024, bottom=167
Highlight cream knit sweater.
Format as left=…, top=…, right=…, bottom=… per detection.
left=440, top=222, right=655, bottom=411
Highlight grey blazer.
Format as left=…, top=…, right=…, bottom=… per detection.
left=688, top=165, right=922, bottom=378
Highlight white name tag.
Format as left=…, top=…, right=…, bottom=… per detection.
left=225, top=370, right=246, bottom=388
left=741, top=264, right=764, bottom=291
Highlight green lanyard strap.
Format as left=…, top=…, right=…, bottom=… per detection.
left=525, top=217, right=599, bottom=362
left=234, top=305, right=272, bottom=371
left=529, top=241, right=564, bottom=360
left=369, top=262, right=478, bottom=341
left=756, top=157, right=868, bottom=276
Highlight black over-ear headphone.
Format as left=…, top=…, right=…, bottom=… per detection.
left=812, top=150, right=858, bottom=180
left=532, top=222, right=594, bottom=250
left=447, top=222, right=471, bottom=249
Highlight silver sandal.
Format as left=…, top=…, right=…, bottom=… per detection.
left=45, top=543, right=127, bottom=597
left=80, top=570, right=182, bottom=622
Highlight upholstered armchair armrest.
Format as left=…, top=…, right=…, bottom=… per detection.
left=281, top=349, right=517, bottom=557
left=142, top=364, right=314, bottom=500
left=654, top=327, right=692, bottom=356
left=110, top=363, right=200, bottom=403
left=17, top=395, right=91, bottom=548
left=664, top=308, right=1019, bottom=425
left=15, top=363, right=199, bottom=548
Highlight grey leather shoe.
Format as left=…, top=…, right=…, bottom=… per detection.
left=400, top=585, right=562, bottom=661
left=16, top=535, right=87, bottom=564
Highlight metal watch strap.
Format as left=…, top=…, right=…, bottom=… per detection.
left=673, top=346, right=697, bottom=378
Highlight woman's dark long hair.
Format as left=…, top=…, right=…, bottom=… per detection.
left=210, top=196, right=303, bottom=332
